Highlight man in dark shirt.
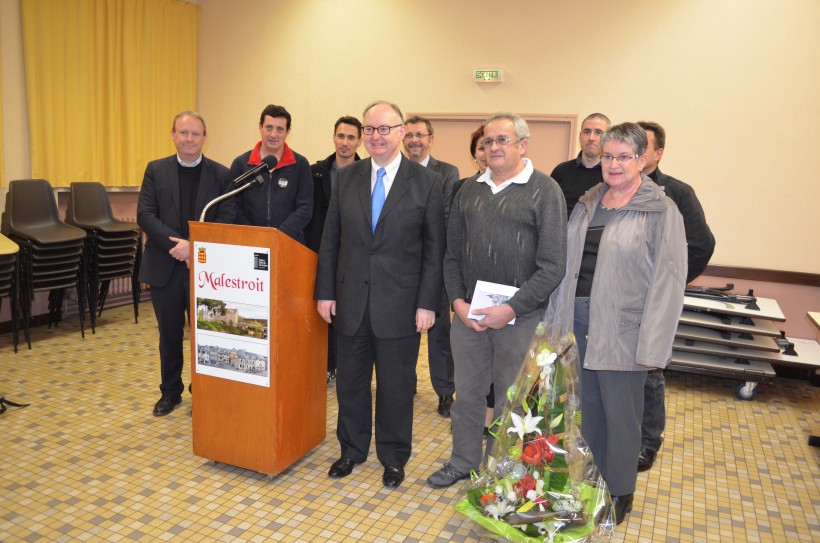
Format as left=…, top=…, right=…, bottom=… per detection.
left=305, top=115, right=362, bottom=383
left=636, top=120, right=716, bottom=472
left=137, top=111, right=234, bottom=416
left=305, top=116, right=362, bottom=253
left=550, top=113, right=611, bottom=218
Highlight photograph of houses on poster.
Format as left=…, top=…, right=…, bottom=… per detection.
left=196, top=341, right=268, bottom=377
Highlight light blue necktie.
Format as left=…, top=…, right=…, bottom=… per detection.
left=371, top=167, right=386, bottom=233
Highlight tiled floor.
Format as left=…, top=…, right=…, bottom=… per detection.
left=1, top=303, right=818, bottom=542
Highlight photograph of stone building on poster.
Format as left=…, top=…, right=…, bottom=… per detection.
left=196, top=298, right=268, bottom=340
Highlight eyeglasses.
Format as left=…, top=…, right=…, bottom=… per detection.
left=403, top=131, right=430, bottom=140
left=601, top=154, right=638, bottom=164
left=362, top=124, right=403, bottom=136
left=480, top=135, right=520, bottom=148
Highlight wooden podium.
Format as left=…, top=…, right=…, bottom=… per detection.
left=189, top=222, right=327, bottom=475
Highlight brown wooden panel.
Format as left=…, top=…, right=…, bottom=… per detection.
left=189, top=222, right=327, bottom=475
left=703, top=265, right=820, bottom=287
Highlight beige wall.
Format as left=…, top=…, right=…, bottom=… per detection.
left=196, top=0, right=819, bottom=273
left=2, top=0, right=819, bottom=274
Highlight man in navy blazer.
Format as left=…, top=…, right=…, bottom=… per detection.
left=314, top=101, right=446, bottom=488
left=403, top=115, right=460, bottom=418
left=138, top=111, right=234, bottom=417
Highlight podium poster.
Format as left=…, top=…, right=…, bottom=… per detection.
left=193, top=241, right=271, bottom=387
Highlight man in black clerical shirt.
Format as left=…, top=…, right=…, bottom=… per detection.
left=137, top=111, right=234, bottom=416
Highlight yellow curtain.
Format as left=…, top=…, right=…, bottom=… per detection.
left=21, top=0, right=198, bottom=186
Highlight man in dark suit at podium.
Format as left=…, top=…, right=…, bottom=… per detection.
left=138, top=111, right=234, bottom=417
left=315, top=101, right=445, bottom=488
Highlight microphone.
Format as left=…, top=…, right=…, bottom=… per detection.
left=262, top=154, right=279, bottom=171
left=232, top=163, right=265, bottom=185
left=232, top=155, right=279, bottom=185
left=199, top=155, right=280, bottom=221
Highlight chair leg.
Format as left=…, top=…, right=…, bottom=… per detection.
left=131, top=273, right=140, bottom=323
left=47, top=289, right=60, bottom=329
left=11, top=291, right=19, bottom=353
left=21, top=286, right=32, bottom=350
left=97, top=280, right=110, bottom=318
left=76, top=271, right=86, bottom=339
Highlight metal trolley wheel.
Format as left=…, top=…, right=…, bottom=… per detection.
left=734, top=382, right=758, bottom=401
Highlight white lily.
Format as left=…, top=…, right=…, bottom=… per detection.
left=485, top=497, right=516, bottom=520
left=536, top=350, right=557, bottom=380
left=536, top=350, right=557, bottom=368
left=507, top=410, right=543, bottom=440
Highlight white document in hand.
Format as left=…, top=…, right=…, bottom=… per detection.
left=469, top=280, right=519, bottom=325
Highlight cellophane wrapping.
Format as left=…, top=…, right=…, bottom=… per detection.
left=454, top=323, right=615, bottom=542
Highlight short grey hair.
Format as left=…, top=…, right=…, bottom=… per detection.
left=600, top=122, right=647, bottom=156
left=363, top=100, right=404, bottom=124
left=485, top=112, right=530, bottom=140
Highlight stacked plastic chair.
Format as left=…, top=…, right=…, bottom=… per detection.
left=65, top=182, right=141, bottom=332
left=1, top=179, right=87, bottom=348
left=0, top=234, right=21, bottom=351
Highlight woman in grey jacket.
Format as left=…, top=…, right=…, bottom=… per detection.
left=543, top=123, right=687, bottom=525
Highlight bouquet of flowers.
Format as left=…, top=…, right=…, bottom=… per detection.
left=454, top=323, right=614, bottom=542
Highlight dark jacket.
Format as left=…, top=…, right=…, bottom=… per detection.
left=304, top=151, right=360, bottom=252
left=426, top=155, right=460, bottom=224
left=230, top=142, right=313, bottom=244
left=648, top=168, right=715, bottom=282
left=137, top=155, right=233, bottom=287
left=314, top=156, right=445, bottom=338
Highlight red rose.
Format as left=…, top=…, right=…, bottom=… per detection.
left=521, top=442, right=544, bottom=466
left=535, top=434, right=560, bottom=464
left=513, top=473, right=537, bottom=499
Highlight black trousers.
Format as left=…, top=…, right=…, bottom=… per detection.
left=334, top=306, right=420, bottom=468
left=150, top=262, right=190, bottom=398
left=425, top=291, right=455, bottom=395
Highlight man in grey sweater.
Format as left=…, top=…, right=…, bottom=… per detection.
left=427, top=112, right=567, bottom=488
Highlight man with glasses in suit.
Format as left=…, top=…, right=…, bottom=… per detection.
left=403, top=115, right=460, bottom=417
left=315, top=101, right=445, bottom=489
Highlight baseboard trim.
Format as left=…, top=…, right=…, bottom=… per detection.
left=702, top=265, right=820, bottom=287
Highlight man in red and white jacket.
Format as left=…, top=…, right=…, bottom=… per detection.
left=230, top=104, right=313, bottom=244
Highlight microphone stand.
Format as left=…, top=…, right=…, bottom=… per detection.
left=198, top=173, right=266, bottom=222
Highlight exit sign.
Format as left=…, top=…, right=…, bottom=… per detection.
left=474, top=69, right=503, bottom=83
